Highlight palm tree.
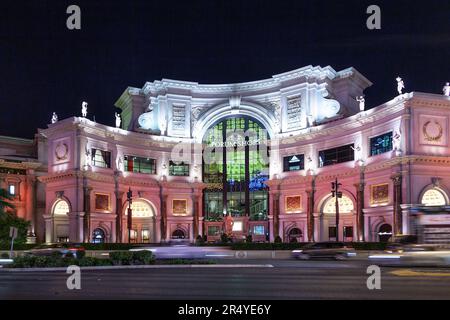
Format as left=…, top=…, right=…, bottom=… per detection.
left=0, top=188, right=14, bottom=214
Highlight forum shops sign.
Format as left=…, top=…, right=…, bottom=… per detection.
left=170, top=129, right=273, bottom=166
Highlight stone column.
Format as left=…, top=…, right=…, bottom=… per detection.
left=115, top=191, right=124, bottom=243
left=306, top=189, right=315, bottom=242
left=272, top=192, right=280, bottom=239
left=43, top=214, right=53, bottom=243
left=83, top=186, right=92, bottom=242
left=161, top=194, right=168, bottom=242
left=354, top=182, right=365, bottom=242
left=192, top=194, right=200, bottom=239
left=391, top=174, right=403, bottom=237
left=25, top=176, right=36, bottom=232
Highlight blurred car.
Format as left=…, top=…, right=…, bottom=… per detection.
left=24, top=243, right=85, bottom=259
left=292, top=242, right=356, bottom=260
left=129, top=245, right=234, bottom=259
left=369, top=244, right=450, bottom=266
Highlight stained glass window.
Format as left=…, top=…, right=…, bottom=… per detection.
left=370, top=132, right=393, bottom=156
left=203, top=117, right=269, bottom=220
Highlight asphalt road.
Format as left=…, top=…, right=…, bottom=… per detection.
left=1, top=259, right=450, bottom=300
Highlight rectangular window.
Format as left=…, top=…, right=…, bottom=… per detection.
left=344, top=226, right=354, bottom=238
left=130, top=230, right=138, bottom=243
left=141, top=229, right=150, bottom=243
left=208, top=226, right=221, bottom=236
left=124, top=156, right=156, bottom=174
left=319, top=144, right=354, bottom=168
left=253, top=225, right=265, bottom=235
left=232, top=221, right=243, bottom=232
left=329, top=226, right=337, bottom=239
left=91, top=149, right=111, bottom=168
left=8, top=184, right=15, bottom=196
left=370, top=132, right=393, bottom=156
left=169, top=161, right=190, bottom=176
left=283, top=154, right=304, bottom=172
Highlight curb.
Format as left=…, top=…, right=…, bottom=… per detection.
left=0, top=264, right=274, bottom=272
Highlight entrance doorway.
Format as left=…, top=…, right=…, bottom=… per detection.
left=172, top=229, right=186, bottom=239
left=288, top=228, right=303, bottom=243
left=92, top=228, right=106, bottom=243
left=378, top=224, right=392, bottom=242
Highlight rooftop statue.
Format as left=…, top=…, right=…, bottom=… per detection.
left=443, top=82, right=450, bottom=97
left=396, top=77, right=405, bottom=95
left=356, top=96, right=365, bottom=111
left=81, top=101, right=88, bottom=118
left=115, top=112, right=121, bottom=128
left=51, top=112, right=58, bottom=124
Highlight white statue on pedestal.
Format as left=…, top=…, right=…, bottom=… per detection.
left=443, top=82, right=450, bottom=97
left=356, top=96, right=365, bottom=111
left=51, top=112, right=58, bottom=124
left=115, top=112, right=121, bottom=128
left=396, top=77, right=405, bottom=95
left=393, top=130, right=402, bottom=153
left=81, top=101, right=88, bottom=118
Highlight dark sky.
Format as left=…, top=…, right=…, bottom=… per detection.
left=1, top=0, right=449, bottom=138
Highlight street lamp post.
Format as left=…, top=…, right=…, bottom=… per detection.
left=127, top=187, right=133, bottom=243
left=331, top=178, right=342, bottom=242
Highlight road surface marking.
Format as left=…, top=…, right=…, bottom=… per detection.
left=390, top=269, right=450, bottom=277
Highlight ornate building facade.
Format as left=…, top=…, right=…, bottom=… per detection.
left=2, top=65, right=450, bottom=244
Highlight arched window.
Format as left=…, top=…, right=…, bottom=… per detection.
left=53, top=200, right=70, bottom=215
left=322, top=195, right=354, bottom=214
left=172, top=229, right=186, bottom=239
left=92, top=228, right=105, bottom=244
left=125, top=199, right=154, bottom=218
left=203, top=116, right=270, bottom=220
left=378, top=224, right=393, bottom=243
left=288, top=228, right=303, bottom=243
left=421, top=189, right=447, bottom=206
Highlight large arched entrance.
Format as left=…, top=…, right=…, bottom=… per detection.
left=202, top=116, right=270, bottom=239
left=320, top=194, right=355, bottom=241
left=51, top=199, right=70, bottom=243
left=172, top=229, right=186, bottom=239
left=378, top=224, right=393, bottom=242
left=123, top=199, right=157, bottom=243
left=288, top=228, right=303, bottom=243
left=92, top=228, right=106, bottom=244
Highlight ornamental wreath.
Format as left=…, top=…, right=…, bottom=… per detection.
left=423, top=121, right=443, bottom=142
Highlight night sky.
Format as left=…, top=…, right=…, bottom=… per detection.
left=1, top=0, right=449, bottom=138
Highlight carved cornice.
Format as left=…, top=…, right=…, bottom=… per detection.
left=141, top=66, right=368, bottom=96
left=0, top=159, right=41, bottom=170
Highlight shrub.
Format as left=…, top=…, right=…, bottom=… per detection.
left=274, top=236, right=282, bottom=243
left=109, top=250, right=154, bottom=265
left=10, top=255, right=37, bottom=268
left=195, top=235, right=205, bottom=245
left=220, top=233, right=230, bottom=244
left=290, top=237, right=298, bottom=243
left=9, top=255, right=112, bottom=268
left=76, top=250, right=86, bottom=259
left=78, top=257, right=113, bottom=267
left=132, top=250, right=154, bottom=265
left=246, top=235, right=252, bottom=243
left=1, top=253, right=9, bottom=259
left=109, top=251, right=134, bottom=265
